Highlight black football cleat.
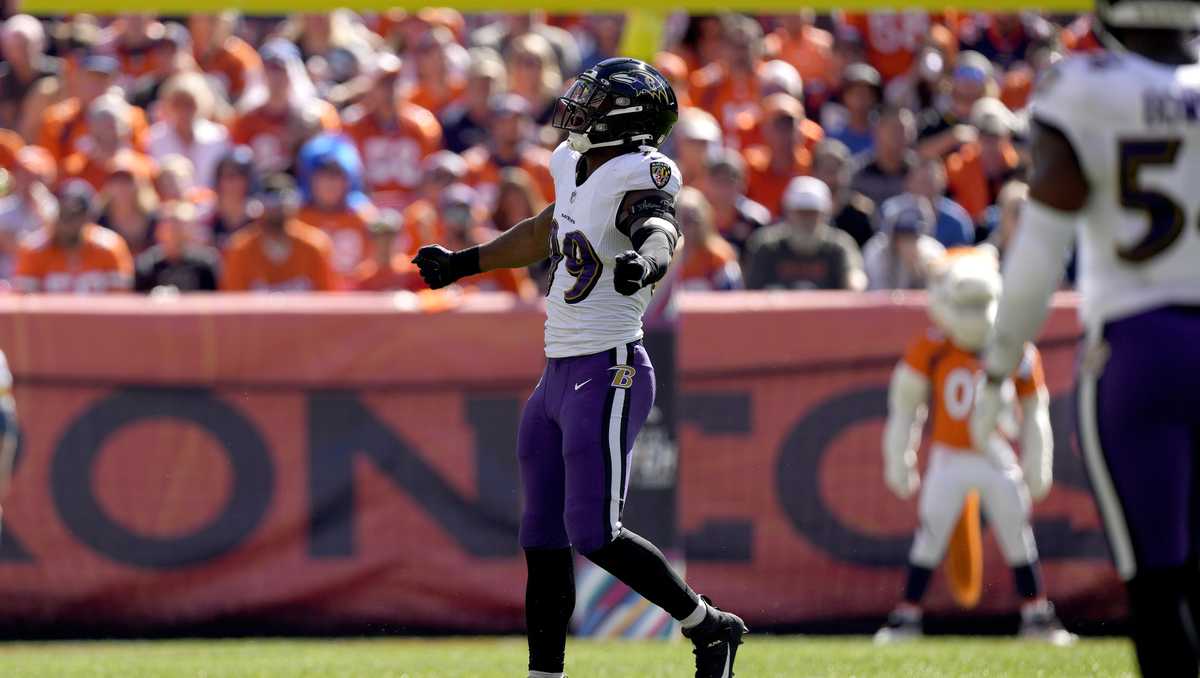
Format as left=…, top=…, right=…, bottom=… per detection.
left=681, top=596, right=747, bottom=678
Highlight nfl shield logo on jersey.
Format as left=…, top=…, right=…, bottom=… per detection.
left=650, top=162, right=671, bottom=189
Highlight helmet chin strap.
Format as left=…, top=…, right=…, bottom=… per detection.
left=567, top=131, right=654, bottom=153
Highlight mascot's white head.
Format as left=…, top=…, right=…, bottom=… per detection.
left=928, top=245, right=1002, bottom=352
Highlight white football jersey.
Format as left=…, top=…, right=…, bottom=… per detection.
left=1033, top=51, right=1200, bottom=330
left=543, top=141, right=682, bottom=358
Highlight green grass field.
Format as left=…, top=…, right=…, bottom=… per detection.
left=0, top=636, right=1136, bottom=677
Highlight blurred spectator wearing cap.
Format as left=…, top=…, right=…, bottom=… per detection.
left=915, top=50, right=994, bottom=159
left=189, top=12, right=264, bottom=107
left=763, top=12, right=836, bottom=105
left=463, top=93, right=553, bottom=208
left=400, top=150, right=468, bottom=253
left=491, top=166, right=546, bottom=233
left=0, top=145, right=57, bottom=279
left=148, top=72, right=230, bottom=187
left=13, top=181, right=133, bottom=293
left=850, top=104, right=917, bottom=209
left=811, top=138, right=875, bottom=248
left=351, top=208, right=423, bottom=291
left=671, top=107, right=722, bottom=196
left=37, top=53, right=150, bottom=164
left=470, top=12, right=581, bottom=80
left=134, top=199, right=220, bottom=293
left=342, top=53, right=442, bottom=211
left=580, top=14, right=624, bottom=71
left=705, top=148, right=771, bottom=253
left=231, top=39, right=340, bottom=176
left=505, top=32, right=562, bottom=125
left=404, top=26, right=466, bottom=118
left=221, top=173, right=337, bottom=292
left=61, top=93, right=157, bottom=191
left=744, top=175, right=866, bottom=291
left=904, top=157, right=974, bottom=248
left=689, top=15, right=769, bottom=137
left=95, top=155, right=160, bottom=255
left=0, top=15, right=60, bottom=136
left=835, top=11, right=936, bottom=82
left=730, top=62, right=823, bottom=150
left=297, top=154, right=376, bottom=280
left=104, top=14, right=167, bottom=85
left=676, top=186, right=742, bottom=291
left=823, top=62, right=880, bottom=157
left=742, top=93, right=814, bottom=217
left=863, top=193, right=945, bottom=290
left=945, top=97, right=1022, bottom=228
left=437, top=182, right=537, bottom=300
left=441, top=49, right=507, bottom=154
left=208, top=145, right=256, bottom=247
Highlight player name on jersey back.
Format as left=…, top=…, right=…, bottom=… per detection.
left=543, top=142, right=682, bottom=358
left=1031, top=52, right=1200, bottom=330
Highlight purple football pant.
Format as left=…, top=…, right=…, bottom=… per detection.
left=518, top=341, right=655, bottom=553
left=1080, top=306, right=1200, bottom=579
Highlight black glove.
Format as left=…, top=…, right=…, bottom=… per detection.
left=412, top=244, right=480, bottom=289
left=613, top=250, right=649, bottom=296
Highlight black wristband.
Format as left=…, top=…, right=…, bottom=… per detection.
left=449, top=246, right=482, bottom=279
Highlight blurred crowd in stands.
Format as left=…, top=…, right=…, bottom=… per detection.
left=0, top=10, right=1097, bottom=295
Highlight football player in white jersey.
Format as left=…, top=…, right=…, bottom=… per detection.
left=414, top=58, right=747, bottom=678
left=970, top=1, right=1200, bottom=674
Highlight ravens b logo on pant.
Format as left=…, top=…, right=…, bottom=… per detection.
left=609, top=366, right=636, bottom=389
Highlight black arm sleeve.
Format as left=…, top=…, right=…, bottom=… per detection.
left=617, top=190, right=679, bottom=285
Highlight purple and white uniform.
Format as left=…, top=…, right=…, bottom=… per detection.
left=1032, top=52, right=1200, bottom=579
left=518, top=142, right=681, bottom=552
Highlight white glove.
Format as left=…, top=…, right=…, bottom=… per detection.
left=970, top=379, right=1005, bottom=453
left=1023, top=453, right=1052, bottom=501
left=885, top=448, right=920, bottom=500
left=1019, top=392, right=1054, bottom=502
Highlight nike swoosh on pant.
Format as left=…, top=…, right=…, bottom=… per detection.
left=574, top=379, right=591, bottom=391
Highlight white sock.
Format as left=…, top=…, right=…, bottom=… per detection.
left=680, top=598, right=709, bottom=629
left=529, top=672, right=564, bottom=678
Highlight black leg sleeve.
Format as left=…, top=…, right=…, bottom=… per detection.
left=579, top=528, right=700, bottom=621
left=525, top=547, right=575, bottom=674
left=1127, top=567, right=1200, bottom=678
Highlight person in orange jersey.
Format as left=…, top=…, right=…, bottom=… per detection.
left=36, top=54, right=149, bottom=164
left=351, top=209, right=423, bottom=292
left=675, top=186, right=741, bottom=291
left=220, top=174, right=336, bottom=292
left=188, top=12, right=263, bottom=107
left=462, top=94, right=553, bottom=209
left=229, top=40, right=340, bottom=177
left=402, top=27, right=465, bottom=118
left=0, top=145, right=58, bottom=280
left=296, top=155, right=375, bottom=281
left=944, top=98, right=1022, bottom=225
left=13, top=181, right=133, bottom=293
left=742, top=94, right=814, bottom=217
left=433, top=183, right=536, bottom=301
left=342, top=53, right=442, bottom=211
left=398, top=151, right=468, bottom=255
left=836, top=11, right=934, bottom=82
left=764, top=11, right=836, bottom=103
left=60, top=93, right=156, bottom=192
left=875, top=246, right=1073, bottom=645
left=688, top=14, right=768, bottom=139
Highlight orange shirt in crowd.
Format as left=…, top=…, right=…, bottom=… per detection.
left=944, top=140, right=1021, bottom=222
left=404, top=78, right=466, bottom=118
left=296, top=205, right=376, bottom=279
left=352, top=255, right=424, bottom=291
left=13, top=225, right=133, bottom=293
left=0, top=129, right=21, bottom=168
left=688, top=62, right=765, bottom=138
left=342, top=102, right=442, bottom=210
left=220, top=219, right=337, bottom=292
left=114, top=40, right=167, bottom=82
left=999, top=67, right=1034, bottom=112
left=462, top=145, right=554, bottom=208
left=230, top=101, right=341, bottom=174
left=37, top=98, right=150, bottom=164
left=194, top=36, right=262, bottom=103
left=1060, top=15, right=1103, bottom=53
left=733, top=112, right=824, bottom=153
left=61, top=148, right=157, bottom=191
left=764, top=24, right=836, bottom=87
left=837, top=12, right=932, bottom=82
left=903, top=328, right=1044, bottom=451
left=680, top=237, right=739, bottom=290
left=742, top=144, right=813, bottom=216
